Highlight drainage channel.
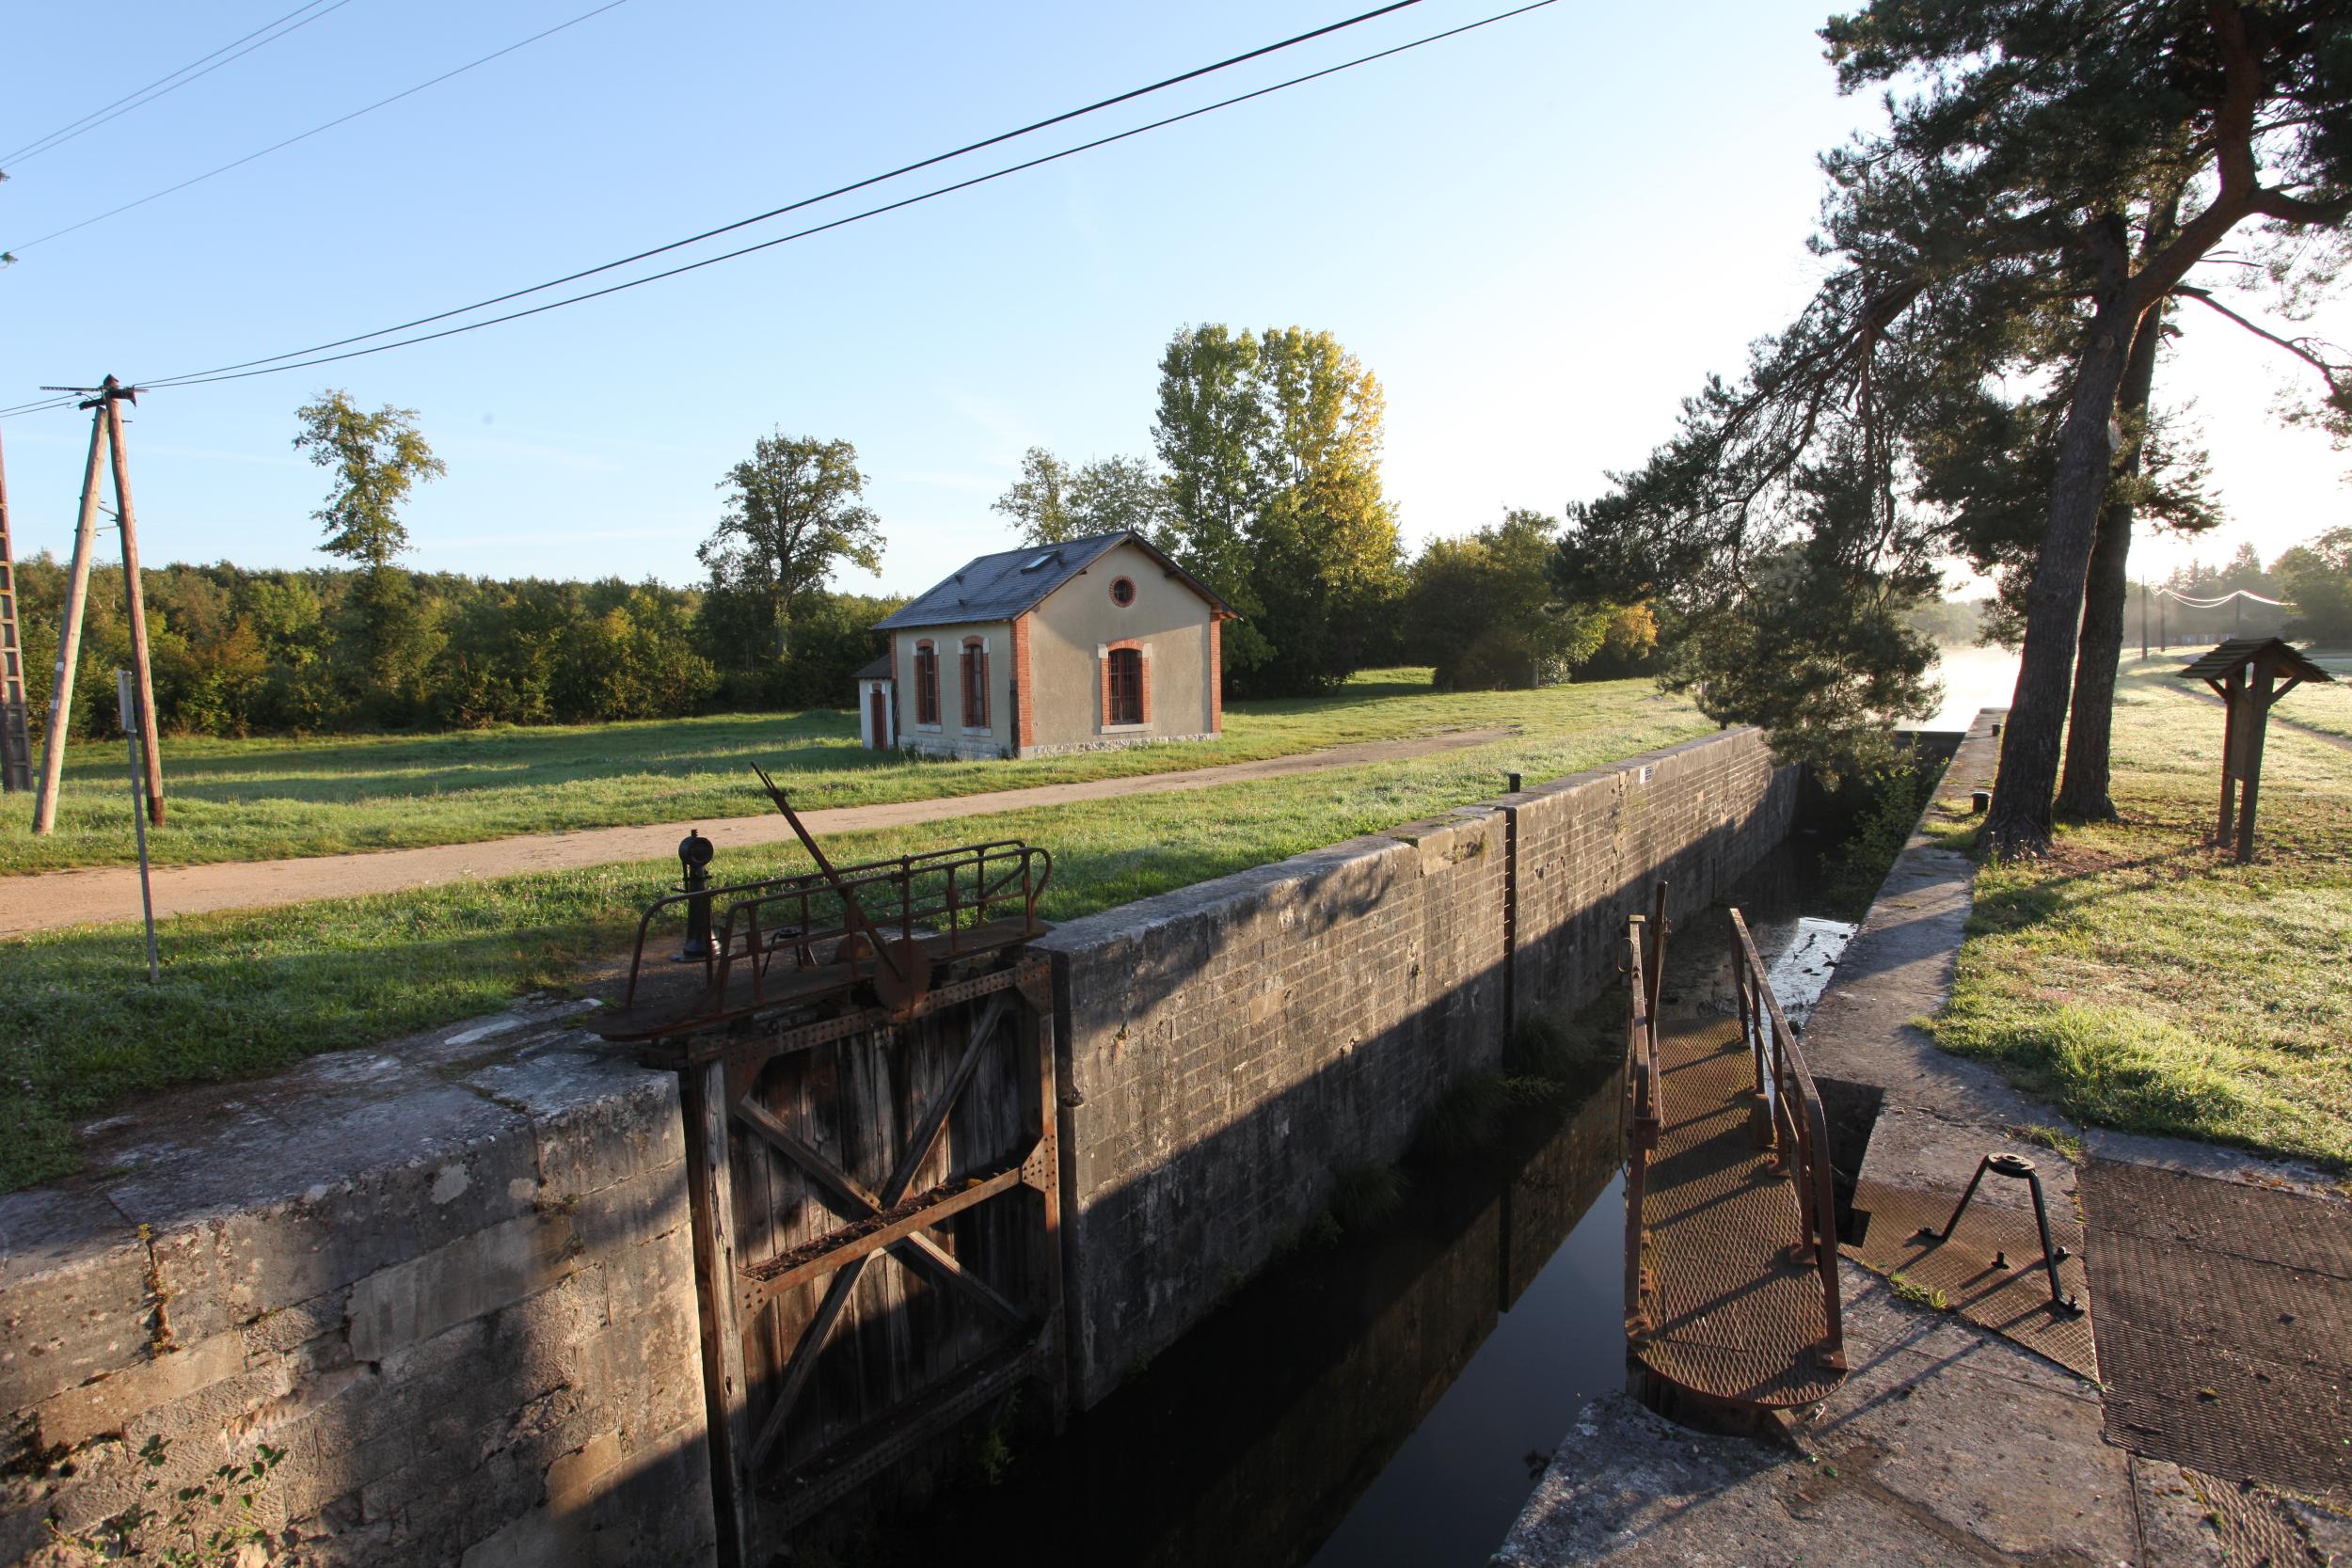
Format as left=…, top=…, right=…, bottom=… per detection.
left=804, top=835, right=1871, bottom=1568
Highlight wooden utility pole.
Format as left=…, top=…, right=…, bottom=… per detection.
left=102, top=379, right=163, bottom=825
left=30, top=395, right=112, bottom=834
left=0, top=423, right=33, bottom=792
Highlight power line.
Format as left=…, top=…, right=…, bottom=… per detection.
left=0, top=0, right=1562, bottom=417
left=6, top=0, right=637, bottom=257
left=1, top=0, right=358, bottom=169
left=129, top=0, right=1439, bottom=386
left=2153, top=586, right=2287, bottom=609
left=142, top=0, right=1563, bottom=391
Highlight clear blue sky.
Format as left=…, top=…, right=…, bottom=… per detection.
left=2, top=0, right=2343, bottom=598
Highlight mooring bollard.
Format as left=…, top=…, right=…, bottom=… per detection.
left=1970, top=788, right=1991, bottom=815
left=676, top=829, right=719, bottom=962
left=1507, top=771, right=1523, bottom=794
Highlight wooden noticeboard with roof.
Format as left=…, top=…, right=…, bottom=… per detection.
left=2175, top=637, right=2333, bottom=863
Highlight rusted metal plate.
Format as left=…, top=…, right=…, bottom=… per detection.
left=2083, top=1160, right=2351, bottom=1280
left=2083, top=1160, right=2352, bottom=1501
left=2186, top=1466, right=2333, bottom=1568
left=1634, top=1012, right=1846, bottom=1410
left=1845, top=1178, right=2099, bottom=1380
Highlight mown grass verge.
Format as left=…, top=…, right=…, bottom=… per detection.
left=1926, top=675, right=2352, bottom=1171
left=0, top=691, right=1710, bottom=1192
left=0, top=671, right=1690, bottom=874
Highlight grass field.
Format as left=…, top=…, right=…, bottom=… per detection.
left=0, top=675, right=1708, bottom=1192
left=1, top=672, right=1667, bottom=875
left=1928, top=670, right=2352, bottom=1172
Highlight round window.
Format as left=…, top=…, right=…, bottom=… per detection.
left=1110, top=577, right=1136, bottom=608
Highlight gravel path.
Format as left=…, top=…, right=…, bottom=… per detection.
left=1, top=727, right=1516, bottom=937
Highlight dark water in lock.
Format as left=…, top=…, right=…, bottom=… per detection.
left=822, top=836, right=1861, bottom=1568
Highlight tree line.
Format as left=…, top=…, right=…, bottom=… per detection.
left=13, top=556, right=903, bottom=740
left=24, top=325, right=1669, bottom=740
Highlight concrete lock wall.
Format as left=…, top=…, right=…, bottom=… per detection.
left=0, top=1005, right=716, bottom=1568
left=1036, top=725, right=1797, bottom=1408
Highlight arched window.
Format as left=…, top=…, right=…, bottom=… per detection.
left=961, top=637, right=990, bottom=728
left=914, top=641, right=940, bottom=725
left=1105, top=646, right=1143, bottom=725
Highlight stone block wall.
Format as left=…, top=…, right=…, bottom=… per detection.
left=1038, top=726, right=1797, bottom=1408
left=1035, top=806, right=1508, bottom=1406
left=0, top=1003, right=715, bottom=1568
left=1507, top=726, right=1800, bottom=1020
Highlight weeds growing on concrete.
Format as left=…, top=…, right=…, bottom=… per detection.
left=1327, top=1162, right=1409, bottom=1233
left=2012, top=1124, right=2087, bottom=1164
left=48, top=1434, right=287, bottom=1566
left=1502, top=1011, right=1610, bottom=1084
left=1888, top=1273, right=1950, bottom=1311
left=1421, top=1073, right=1512, bottom=1158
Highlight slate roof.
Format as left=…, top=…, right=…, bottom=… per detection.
left=2177, top=636, right=2334, bottom=685
left=851, top=653, right=894, bottom=681
left=872, top=530, right=1232, bottom=631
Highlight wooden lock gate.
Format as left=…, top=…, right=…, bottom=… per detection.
left=603, top=790, right=1067, bottom=1565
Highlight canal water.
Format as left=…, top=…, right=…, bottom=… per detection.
left=818, top=835, right=1868, bottom=1568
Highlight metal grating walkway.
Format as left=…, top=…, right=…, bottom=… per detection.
left=1630, top=1009, right=1846, bottom=1410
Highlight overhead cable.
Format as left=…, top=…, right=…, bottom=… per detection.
left=6, top=0, right=637, bottom=256
left=138, top=0, right=1559, bottom=391
left=125, top=0, right=1438, bottom=387
left=0, top=0, right=358, bottom=168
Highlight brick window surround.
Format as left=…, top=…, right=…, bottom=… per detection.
left=1101, top=641, right=1149, bottom=728
left=1010, top=614, right=1036, bottom=749
left=914, top=641, right=940, bottom=726
left=1208, top=619, right=1222, bottom=734
left=960, top=636, right=990, bottom=730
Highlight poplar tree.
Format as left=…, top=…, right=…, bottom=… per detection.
left=294, top=390, right=446, bottom=709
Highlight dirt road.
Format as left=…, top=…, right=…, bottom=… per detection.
left=2, top=727, right=1516, bottom=938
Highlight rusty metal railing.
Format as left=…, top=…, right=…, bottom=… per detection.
left=618, top=838, right=1053, bottom=1034
left=1727, top=907, right=1847, bottom=1371
left=1621, top=882, right=1668, bottom=1339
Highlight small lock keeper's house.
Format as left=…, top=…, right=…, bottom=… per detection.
left=870, top=530, right=1234, bottom=759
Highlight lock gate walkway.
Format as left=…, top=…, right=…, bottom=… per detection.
left=1621, top=895, right=1847, bottom=1414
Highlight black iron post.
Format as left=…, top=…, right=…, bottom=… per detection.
left=1921, top=1151, right=2082, bottom=1314
left=676, top=829, right=719, bottom=962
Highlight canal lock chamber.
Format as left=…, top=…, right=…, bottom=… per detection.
left=789, top=759, right=1931, bottom=1568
